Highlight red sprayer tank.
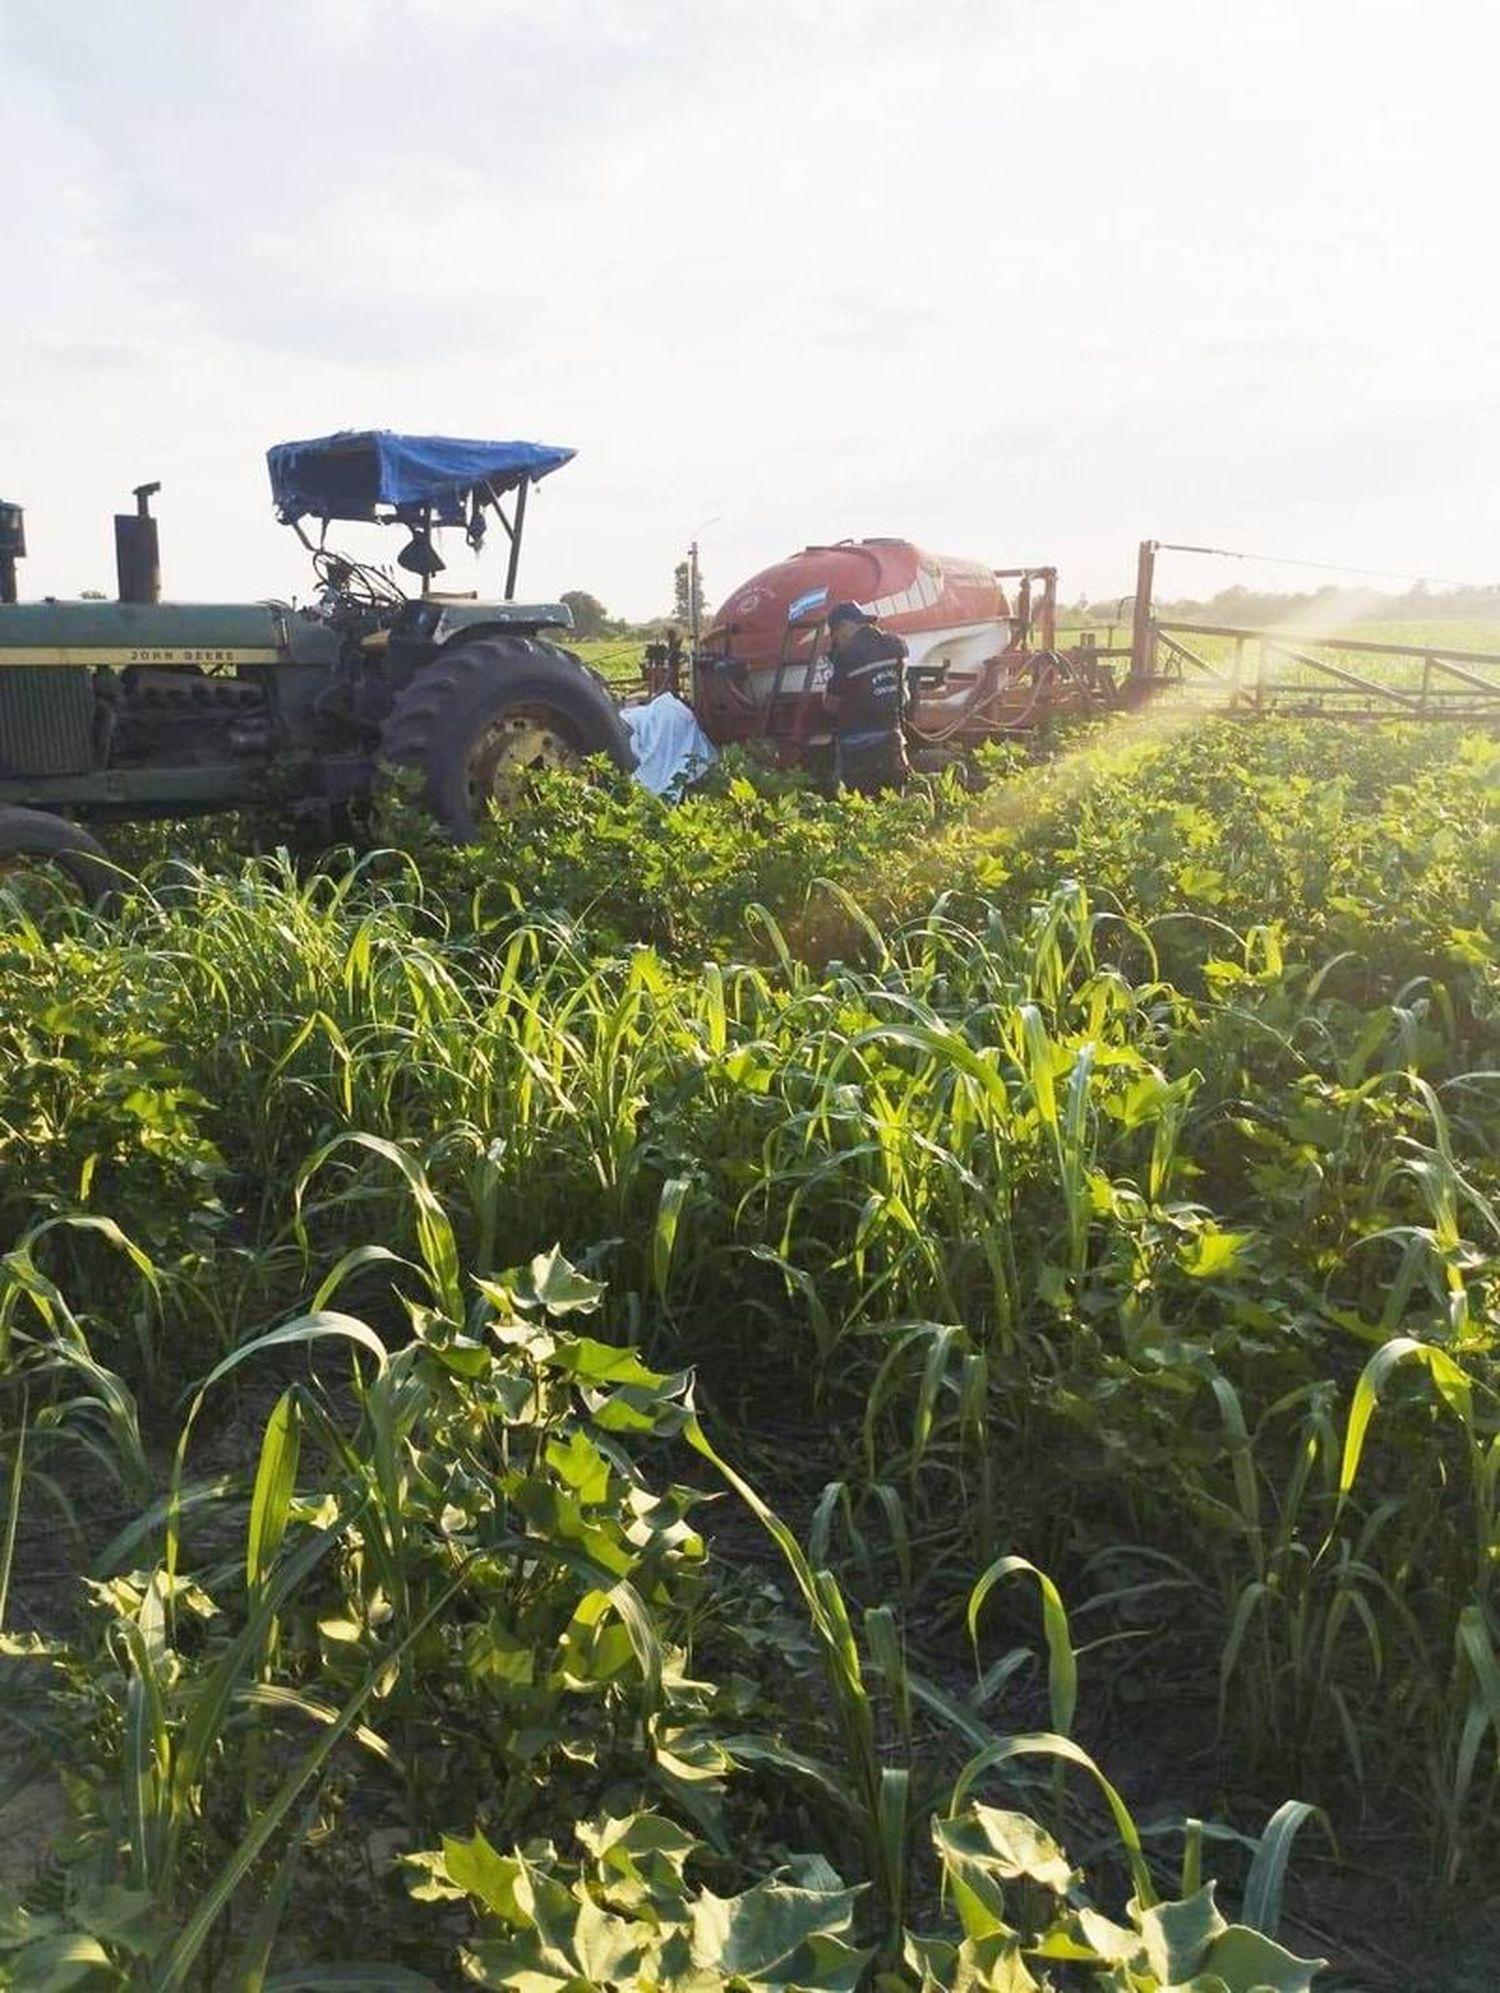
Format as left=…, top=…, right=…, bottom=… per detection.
left=691, top=538, right=1063, bottom=755
left=713, top=539, right=1010, bottom=664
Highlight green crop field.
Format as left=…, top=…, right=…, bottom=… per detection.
left=1063, top=617, right=1500, bottom=652
left=570, top=633, right=652, bottom=685
left=1321, top=617, right=1500, bottom=652
left=1, top=716, right=1497, bottom=1988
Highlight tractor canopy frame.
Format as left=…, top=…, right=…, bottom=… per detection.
left=266, top=430, right=575, bottom=599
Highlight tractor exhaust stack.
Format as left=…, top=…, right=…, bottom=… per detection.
left=0, top=501, right=24, bottom=605
left=115, top=481, right=162, bottom=604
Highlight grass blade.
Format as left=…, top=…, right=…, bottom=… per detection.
left=1241, top=1800, right=1332, bottom=1938
left=967, top=1555, right=1077, bottom=1737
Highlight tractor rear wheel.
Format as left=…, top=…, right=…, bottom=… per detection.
left=0, top=807, right=118, bottom=909
left=380, top=636, right=634, bottom=839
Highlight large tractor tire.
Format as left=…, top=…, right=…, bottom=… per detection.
left=0, top=807, right=118, bottom=909
left=381, top=636, right=635, bottom=839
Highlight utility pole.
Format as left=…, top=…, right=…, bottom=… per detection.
left=684, top=516, right=720, bottom=654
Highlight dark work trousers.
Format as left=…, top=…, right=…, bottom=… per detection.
left=834, top=727, right=909, bottom=795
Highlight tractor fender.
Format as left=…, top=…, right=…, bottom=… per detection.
left=434, top=619, right=567, bottom=654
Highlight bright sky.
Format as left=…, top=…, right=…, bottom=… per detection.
left=2, top=0, right=1494, bottom=619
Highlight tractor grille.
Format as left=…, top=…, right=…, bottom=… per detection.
left=0, top=667, right=95, bottom=776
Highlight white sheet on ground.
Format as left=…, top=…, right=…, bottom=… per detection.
left=621, top=694, right=718, bottom=796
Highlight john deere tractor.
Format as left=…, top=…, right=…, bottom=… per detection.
left=0, top=431, right=633, bottom=897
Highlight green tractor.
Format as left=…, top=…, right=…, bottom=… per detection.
left=0, top=431, right=633, bottom=898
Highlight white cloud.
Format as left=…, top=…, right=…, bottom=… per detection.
left=2, top=0, right=1495, bottom=618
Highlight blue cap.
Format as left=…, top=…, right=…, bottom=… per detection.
left=828, top=601, right=874, bottom=627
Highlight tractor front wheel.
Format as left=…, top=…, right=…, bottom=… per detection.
left=380, top=637, right=634, bottom=839
left=0, top=807, right=118, bottom=909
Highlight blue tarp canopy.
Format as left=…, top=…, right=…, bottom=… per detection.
left=267, top=430, right=576, bottom=526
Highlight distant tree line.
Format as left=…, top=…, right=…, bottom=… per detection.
left=561, top=559, right=714, bottom=644
left=672, top=559, right=708, bottom=629
left=558, top=591, right=631, bottom=641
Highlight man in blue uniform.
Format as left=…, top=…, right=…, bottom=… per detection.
left=822, top=602, right=910, bottom=794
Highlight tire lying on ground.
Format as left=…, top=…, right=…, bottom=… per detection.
left=381, top=636, right=636, bottom=840
left=0, top=806, right=118, bottom=907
